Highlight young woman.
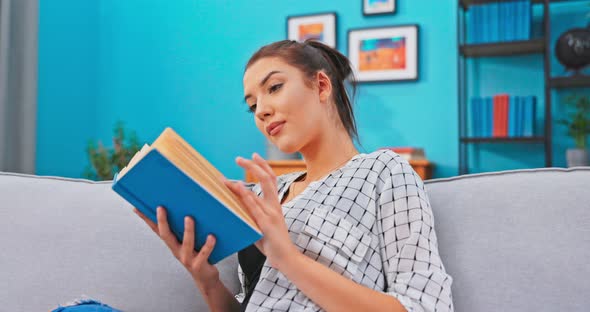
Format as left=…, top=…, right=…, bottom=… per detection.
left=134, top=40, right=454, bottom=312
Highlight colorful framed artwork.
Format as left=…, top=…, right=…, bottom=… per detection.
left=287, top=13, right=337, bottom=48
left=348, top=25, right=419, bottom=83
left=363, top=0, right=396, bottom=16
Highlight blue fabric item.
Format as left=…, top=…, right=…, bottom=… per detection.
left=51, top=299, right=122, bottom=312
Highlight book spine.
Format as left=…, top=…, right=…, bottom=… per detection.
left=112, top=180, right=158, bottom=224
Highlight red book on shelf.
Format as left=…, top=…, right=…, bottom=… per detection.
left=493, top=95, right=502, bottom=137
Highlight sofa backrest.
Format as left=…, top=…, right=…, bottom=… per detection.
left=3, top=167, right=589, bottom=311
left=425, top=167, right=590, bottom=312
left=0, top=172, right=240, bottom=312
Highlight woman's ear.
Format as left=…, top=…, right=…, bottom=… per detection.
left=316, top=71, right=332, bottom=104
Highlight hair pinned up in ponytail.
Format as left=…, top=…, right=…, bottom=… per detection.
left=245, top=40, right=359, bottom=144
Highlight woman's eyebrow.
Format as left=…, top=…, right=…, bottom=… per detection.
left=244, top=70, right=283, bottom=102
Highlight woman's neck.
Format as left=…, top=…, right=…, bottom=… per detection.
left=299, top=129, right=359, bottom=182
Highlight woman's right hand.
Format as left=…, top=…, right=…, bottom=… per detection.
left=133, top=206, right=220, bottom=291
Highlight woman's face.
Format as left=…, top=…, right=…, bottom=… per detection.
left=243, top=57, right=330, bottom=154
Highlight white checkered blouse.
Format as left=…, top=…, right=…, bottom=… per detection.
left=237, top=150, right=454, bottom=311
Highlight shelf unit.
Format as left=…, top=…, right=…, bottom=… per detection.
left=457, top=0, right=590, bottom=175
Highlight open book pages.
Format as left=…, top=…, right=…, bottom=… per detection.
left=116, top=127, right=259, bottom=232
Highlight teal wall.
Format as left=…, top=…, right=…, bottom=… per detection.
left=37, top=0, right=589, bottom=180
left=37, top=0, right=99, bottom=177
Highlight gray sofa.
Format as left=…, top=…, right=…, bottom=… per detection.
left=2, top=167, right=589, bottom=311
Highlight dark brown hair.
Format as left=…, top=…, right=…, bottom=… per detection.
left=245, top=40, right=359, bottom=144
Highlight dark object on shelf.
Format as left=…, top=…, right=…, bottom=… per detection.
left=555, top=26, right=590, bottom=74
left=550, top=75, right=590, bottom=88
left=460, top=40, right=545, bottom=57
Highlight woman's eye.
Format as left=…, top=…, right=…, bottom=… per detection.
left=247, top=104, right=257, bottom=114
left=269, top=83, right=283, bottom=94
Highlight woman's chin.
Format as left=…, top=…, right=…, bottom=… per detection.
left=273, top=141, right=298, bottom=154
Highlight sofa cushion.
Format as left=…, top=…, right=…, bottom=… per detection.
left=425, top=167, right=590, bottom=312
left=0, top=172, right=240, bottom=312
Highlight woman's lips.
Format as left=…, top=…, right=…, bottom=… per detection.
left=269, top=122, right=285, bottom=136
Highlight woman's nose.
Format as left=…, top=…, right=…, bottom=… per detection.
left=255, top=99, right=273, bottom=120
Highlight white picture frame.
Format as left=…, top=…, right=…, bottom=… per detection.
left=348, top=25, right=419, bottom=83
left=363, top=0, right=396, bottom=16
left=287, top=13, right=337, bottom=48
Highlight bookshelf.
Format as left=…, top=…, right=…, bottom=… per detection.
left=457, top=0, right=590, bottom=175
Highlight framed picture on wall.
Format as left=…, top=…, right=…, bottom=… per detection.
left=363, top=0, right=396, bottom=16
left=348, top=25, right=419, bottom=83
left=287, top=13, right=337, bottom=48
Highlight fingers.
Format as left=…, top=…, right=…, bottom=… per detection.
left=192, top=234, right=216, bottom=269
left=236, top=156, right=279, bottom=204
left=138, top=207, right=217, bottom=269
left=156, top=206, right=181, bottom=254
left=252, top=153, right=275, bottom=179
left=180, top=216, right=196, bottom=266
left=236, top=182, right=268, bottom=223
left=133, top=208, right=158, bottom=234
left=224, top=180, right=266, bottom=223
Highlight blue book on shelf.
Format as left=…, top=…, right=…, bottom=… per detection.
left=516, top=0, right=525, bottom=40
left=473, top=5, right=481, bottom=44
left=112, top=128, right=263, bottom=264
left=471, top=97, right=477, bottom=137
left=524, top=0, right=531, bottom=40
left=490, top=3, right=499, bottom=43
left=506, top=2, right=513, bottom=41
left=472, top=97, right=483, bottom=137
left=469, top=7, right=478, bottom=44
left=523, top=96, right=537, bottom=137
left=499, top=2, right=507, bottom=42
left=511, top=1, right=519, bottom=41
left=484, top=4, right=492, bottom=43
left=486, top=97, right=494, bottom=137
left=509, top=96, right=516, bottom=137
left=510, top=96, right=522, bottom=137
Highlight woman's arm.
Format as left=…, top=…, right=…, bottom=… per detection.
left=277, top=251, right=407, bottom=312
left=198, top=279, right=242, bottom=312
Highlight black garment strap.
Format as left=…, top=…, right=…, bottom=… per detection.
left=238, top=244, right=266, bottom=311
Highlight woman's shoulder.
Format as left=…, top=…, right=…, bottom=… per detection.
left=356, top=149, right=408, bottom=172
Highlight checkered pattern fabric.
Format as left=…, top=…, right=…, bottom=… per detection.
left=238, top=150, right=454, bottom=311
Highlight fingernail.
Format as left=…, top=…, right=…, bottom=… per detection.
left=185, top=216, right=189, bottom=225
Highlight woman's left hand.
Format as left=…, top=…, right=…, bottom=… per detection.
left=221, top=153, right=299, bottom=270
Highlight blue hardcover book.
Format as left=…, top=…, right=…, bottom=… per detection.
left=524, top=0, right=531, bottom=40
left=471, top=97, right=478, bottom=137
left=483, top=4, right=491, bottom=43
left=508, top=96, right=516, bottom=137
left=518, top=96, right=525, bottom=137
left=506, top=2, right=514, bottom=41
left=516, top=0, right=524, bottom=40
left=486, top=97, right=494, bottom=137
left=112, top=128, right=262, bottom=264
left=469, top=5, right=481, bottom=43
left=523, top=96, right=537, bottom=137
left=514, top=96, right=522, bottom=137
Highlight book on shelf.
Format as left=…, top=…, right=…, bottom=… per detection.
left=470, top=95, right=536, bottom=138
left=468, top=0, right=531, bottom=44
left=111, top=127, right=262, bottom=264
